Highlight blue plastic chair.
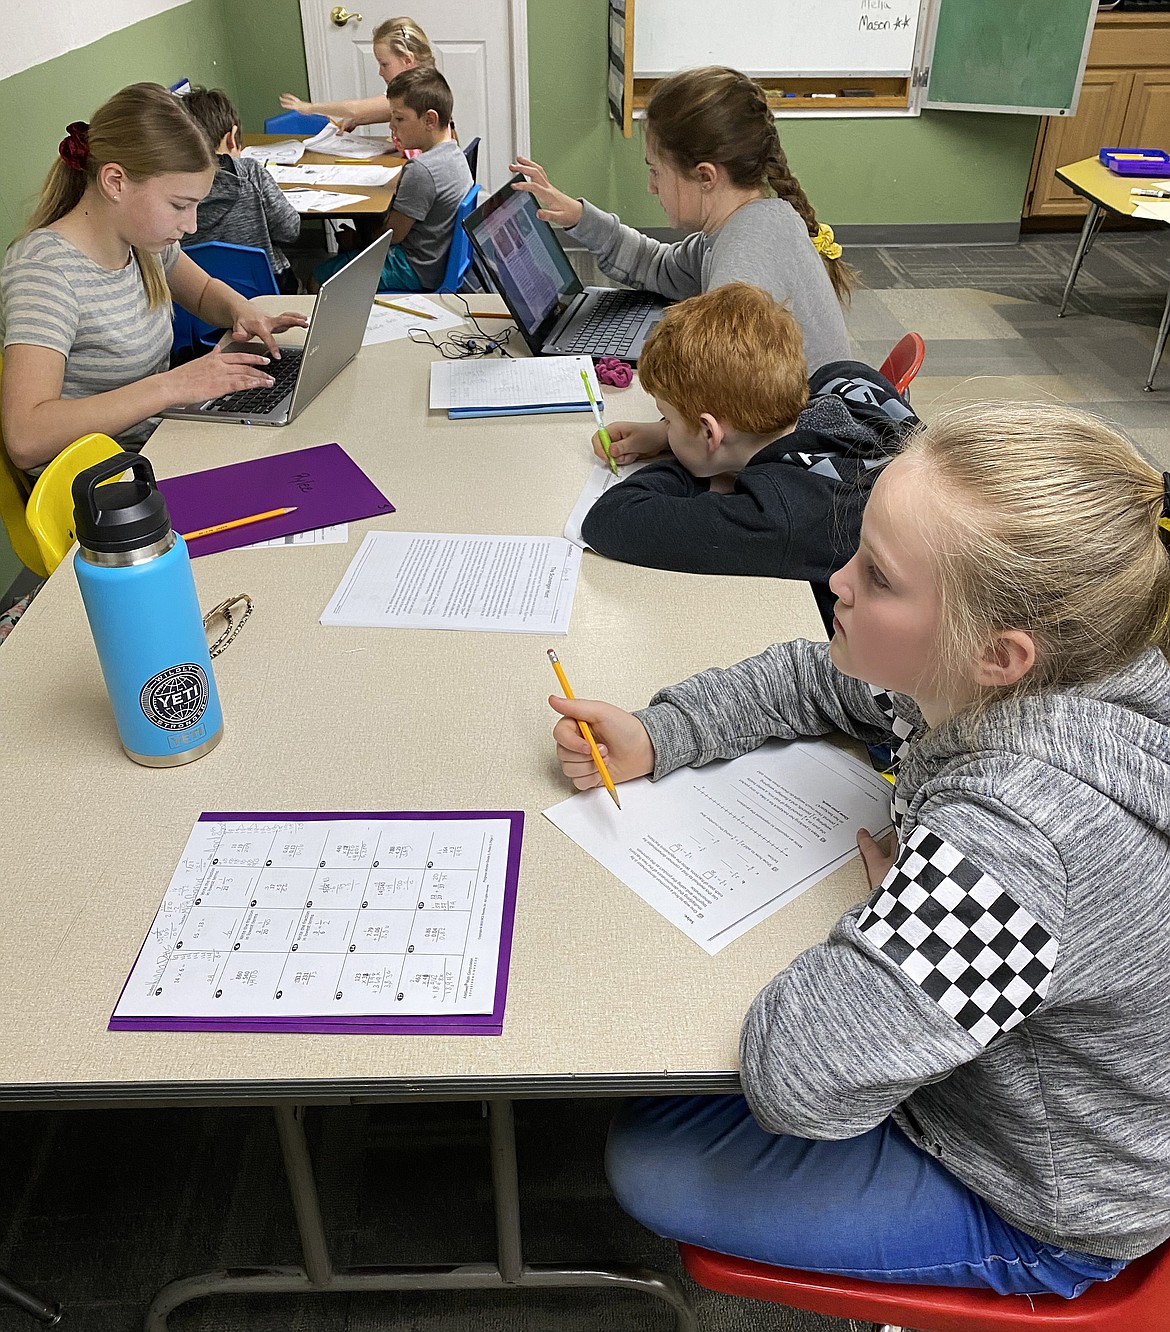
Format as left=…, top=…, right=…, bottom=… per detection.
left=380, top=185, right=482, bottom=296
left=264, top=110, right=329, bottom=136
left=172, top=241, right=279, bottom=355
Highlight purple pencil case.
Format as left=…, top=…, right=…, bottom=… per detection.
left=1100, top=147, right=1170, bottom=176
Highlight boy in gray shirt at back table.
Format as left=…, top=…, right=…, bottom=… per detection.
left=182, top=87, right=301, bottom=294
left=312, top=66, right=472, bottom=292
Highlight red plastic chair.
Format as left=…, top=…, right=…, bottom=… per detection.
left=879, top=332, right=926, bottom=397
left=679, top=1240, right=1170, bottom=1332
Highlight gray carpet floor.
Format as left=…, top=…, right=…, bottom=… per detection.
left=3, top=231, right=1168, bottom=1331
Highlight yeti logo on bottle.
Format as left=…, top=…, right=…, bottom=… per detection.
left=139, top=663, right=209, bottom=731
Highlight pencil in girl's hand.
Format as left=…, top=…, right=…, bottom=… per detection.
left=580, top=368, right=618, bottom=476
left=547, top=649, right=621, bottom=810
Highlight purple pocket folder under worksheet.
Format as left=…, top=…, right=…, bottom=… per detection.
left=157, top=443, right=395, bottom=556
left=109, top=811, right=522, bottom=1036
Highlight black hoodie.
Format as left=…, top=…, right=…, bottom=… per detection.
left=580, top=361, right=918, bottom=584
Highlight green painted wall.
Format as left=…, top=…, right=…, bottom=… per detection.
left=528, top=0, right=1040, bottom=229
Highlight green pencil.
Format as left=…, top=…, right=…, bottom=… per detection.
left=580, top=368, right=618, bottom=476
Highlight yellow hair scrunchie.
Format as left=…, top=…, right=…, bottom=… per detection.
left=813, top=222, right=843, bottom=261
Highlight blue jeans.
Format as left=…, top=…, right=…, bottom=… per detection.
left=605, top=1095, right=1128, bottom=1298
left=312, top=242, right=422, bottom=292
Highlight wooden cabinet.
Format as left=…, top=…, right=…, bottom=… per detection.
left=1026, top=14, right=1170, bottom=220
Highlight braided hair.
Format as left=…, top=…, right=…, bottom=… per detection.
left=646, top=66, right=856, bottom=303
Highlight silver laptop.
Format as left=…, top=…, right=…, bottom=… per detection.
left=163, top=231, right=393, bottom=426
left=463, top=178, right=669, bottom=364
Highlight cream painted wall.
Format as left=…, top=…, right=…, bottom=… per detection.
left=3, top=0, right=193, bottom=82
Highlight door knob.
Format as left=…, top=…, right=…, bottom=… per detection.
left=330, top=6, right=363, bottom=25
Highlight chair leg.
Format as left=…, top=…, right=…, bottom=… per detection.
left=0, top=1270, right=61, bottom=1324
left=1145, top=282, right=1170, bottom=391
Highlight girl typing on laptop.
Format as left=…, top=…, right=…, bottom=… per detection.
left=0, top=83, right=307, bottom=471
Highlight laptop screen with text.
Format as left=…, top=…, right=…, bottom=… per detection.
left=465, top=180, right=582, bottom=337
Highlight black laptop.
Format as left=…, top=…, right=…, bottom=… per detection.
left=463, top=177, right=669, bottom=364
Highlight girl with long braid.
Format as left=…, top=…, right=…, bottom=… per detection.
left=511, top=65, right=851, bottom=374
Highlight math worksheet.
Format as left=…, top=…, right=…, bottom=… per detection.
left=321, top=531, right=581, bottom=634
left=545, top=740, right=893, bottom=954
left=280, top=188, right=368, bottom=214
left=268, top=163, right=401, bottom=187
left=111, top=812, right=522, bottom=1033
left=563, top=459, right=648, bottom=548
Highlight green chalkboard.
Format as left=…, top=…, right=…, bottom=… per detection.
left=925, top=0, right=1097, bottom=115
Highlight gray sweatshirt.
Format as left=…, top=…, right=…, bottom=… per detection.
left=635, top=639, right=1170, bottom=1260
left=568, top=197, right=850, bottom=373
left=188, top=155, right=301, bottom=276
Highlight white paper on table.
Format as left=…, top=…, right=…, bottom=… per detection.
left=429, top=355, right=600, bottom=411
left=241, top=140, right=305, bottom=165
left=303, top=125, right=395, bottom=158
left=363, top=296, right=465, bottom=346
left=111, top=814, right=516, bottom=1021
left=544, top=739, right=894, bottom=955
left=564, top=459, right=649, bottom=548
left=280, top=188, right=369, bottom=213
left=320, top=530, right=581, bottom=634
left=268, top=163, right=400, bottom=187
left=243, top=523, right=349, bottom=550
left=1131, top=199, right=1170, bottom=221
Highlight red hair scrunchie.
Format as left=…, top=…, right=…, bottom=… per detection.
left=58, top=121, right=90, bottom=171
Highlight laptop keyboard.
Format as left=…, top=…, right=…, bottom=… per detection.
left=202, top=348, right=303, bottom=415
left=560, top=289, right=662, bottom=357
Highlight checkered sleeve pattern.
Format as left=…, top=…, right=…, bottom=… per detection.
left=857, top=824, right=1059, bottom=1048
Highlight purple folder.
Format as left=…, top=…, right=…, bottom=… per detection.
left=157, top=443, right=395, bottom=557
left=109, top=810, right=523, bottom=1036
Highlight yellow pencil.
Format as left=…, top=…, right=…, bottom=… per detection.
left=374, top=297, right=436, bottom=319
left=547, top=649, right=621, bottom=810
left=183, top=507, right=297, bottom=541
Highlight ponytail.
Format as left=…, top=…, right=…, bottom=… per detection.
left=17, top=83, right=214, bottom=310
left=646, top=66, right=855, bottom=305
left=762, top=140, right=856, bottom=303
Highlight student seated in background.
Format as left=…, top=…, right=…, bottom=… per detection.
left=279, top=16, right=433, bottom=136
left=554, top=401, right=1170, bottom=1296
left=311, top=66, right=471, bottom=293
left=0, top=83, right=305, bottom=472
left=582, top=283, right=917, bottom=588
left=511, top=66, right=851, bottom=373
left=181, top=87, right=301, bottom=295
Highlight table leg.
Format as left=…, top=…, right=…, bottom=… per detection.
left=143, top=1100, right=698, bottom=1331
left=1058, top=202, right=1105, bottom=317
left=1145, top=283, right=1170, bottom=390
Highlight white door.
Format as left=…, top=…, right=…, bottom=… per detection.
left=299, top=0, right=529, bottom=193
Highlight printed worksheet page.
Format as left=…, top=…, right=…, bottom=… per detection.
left=545, top=740, right=893, bottom=954
left=320, top=531, right=581, bottom=634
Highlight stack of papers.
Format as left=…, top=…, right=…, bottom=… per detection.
left=429, top=354, right=602, bottom=419
left=241, top=139, right=305, bottom=165
left=268, top=163, right=401, bottom=187
left=281, top=189, right=368, bottom=213
left=304, top=125, right=395, bottom=159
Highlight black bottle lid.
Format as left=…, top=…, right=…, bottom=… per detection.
left=72, top=452, right=173, bottom=554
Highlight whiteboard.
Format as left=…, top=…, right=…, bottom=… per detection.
left=633, top=0, right=924, bottom=78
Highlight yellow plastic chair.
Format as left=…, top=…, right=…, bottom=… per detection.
left=25, top=432, right=125, bottom=574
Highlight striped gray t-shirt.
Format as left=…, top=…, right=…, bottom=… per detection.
left=0, top=230, right=179, bottom=448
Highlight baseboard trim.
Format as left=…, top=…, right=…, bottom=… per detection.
left=565, top=221, right=1022, bottom=250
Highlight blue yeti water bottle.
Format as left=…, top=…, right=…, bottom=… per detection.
left=72, top=452, right=224, bottom=767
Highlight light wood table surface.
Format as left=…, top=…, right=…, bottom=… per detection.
left=1054, top=155, right=1170, bottom=390
left=0, top=301, right=863, bottom=1327
left=244, top=132, right=403, bottom=216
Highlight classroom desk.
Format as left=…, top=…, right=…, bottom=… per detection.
left=1055, top=155, right=1170, bottom=390
left=0, top=298, right=863, bottom=1329
left=244, top=132, right=403, bottom=217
